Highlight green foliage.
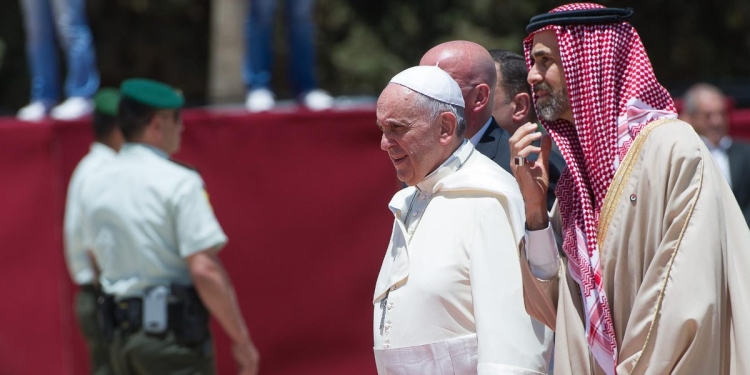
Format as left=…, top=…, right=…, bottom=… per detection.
left=1, top=0, right=749, bottom=112
left=313, top=0, right=750, bottom=102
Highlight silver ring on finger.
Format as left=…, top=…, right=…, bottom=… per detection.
left=513, top=156, right=527, bottom=167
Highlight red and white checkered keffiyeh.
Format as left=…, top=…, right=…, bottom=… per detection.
left=524, top=3, right=676, bottom=374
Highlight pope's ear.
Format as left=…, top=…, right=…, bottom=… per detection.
left=438, top=111, right=458, bottom=145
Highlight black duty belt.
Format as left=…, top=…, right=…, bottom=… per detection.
left=108, top=285, right=210, bottom=346
left=113, top=296, right=188, bottom=334
left=79, top=284, right=99, bottom=294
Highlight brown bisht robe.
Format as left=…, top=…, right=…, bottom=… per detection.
left=520, top=119, right=750, bottom=374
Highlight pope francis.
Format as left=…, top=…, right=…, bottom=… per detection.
left=372, top=65, right=553, bottom=375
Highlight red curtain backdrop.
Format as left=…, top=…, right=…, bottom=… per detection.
left=1, top=107, right=749, bottom=375
left=0, top=108, right=398, bottom=375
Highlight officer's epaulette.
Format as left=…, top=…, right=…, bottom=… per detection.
left=168, top=158, right=199, bottom=173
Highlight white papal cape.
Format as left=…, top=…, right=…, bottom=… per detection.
left=373, top=141, right=553, bottom=375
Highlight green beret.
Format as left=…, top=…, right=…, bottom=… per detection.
left=120, top=78, right=184, bottom=109
left=93, top=88, right=120, bottom=116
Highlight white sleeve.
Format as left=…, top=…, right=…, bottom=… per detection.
left=63, top=170, right=94, bottom=284
left=524, top=224, right=559, bottom=280
left=471, top=198, right=553, bottom=375
left=173, top=174, right=228, bottom=258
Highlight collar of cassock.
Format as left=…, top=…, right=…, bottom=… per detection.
left=416, top=139, right=474, bottom=194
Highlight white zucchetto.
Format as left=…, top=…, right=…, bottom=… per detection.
left=389, top=66, right=465, bottom=108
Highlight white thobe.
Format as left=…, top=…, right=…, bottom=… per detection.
left=373, top=140, right=554, bottom=375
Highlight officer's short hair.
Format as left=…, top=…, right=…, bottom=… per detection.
left=488, top=49, right=531, bottom=102
left=118, top=97, right=158, bottom=141
left=93, top=112, right=118, bottom=141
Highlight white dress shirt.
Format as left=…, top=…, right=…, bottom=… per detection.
left=524, top=225, right=560, bottom=280
left=469, top=118, right=493, bottom=146
left=63, top=142, right=117, bottom=285
left=702, top=136, right=733, bottom=187
left=374, top=140, right=553, bottom=375
left=80, top=143, right=227, bottom=297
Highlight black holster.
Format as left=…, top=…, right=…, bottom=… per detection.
left=115, top=298, right=143, bottom=335
left=170, top=285, right=210, bottom=346
left=95, top=292, right=115, bottom=343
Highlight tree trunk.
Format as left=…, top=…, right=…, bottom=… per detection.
left=207, top=0, right=247, bottom=104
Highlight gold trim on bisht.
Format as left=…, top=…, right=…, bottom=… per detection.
left=597, top=118, right=678, bottom=248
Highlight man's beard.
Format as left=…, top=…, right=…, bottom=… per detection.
left=535, top=82, right=570, bottom=122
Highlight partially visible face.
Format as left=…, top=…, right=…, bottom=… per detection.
left=420, top=48, right=482, bottom=129
left=492, top=63, right=514, bottom=129
left=159, top=109, right=183, bottom=154
left=690, top=91, right=728, bottom=146
left=377, top=84, right=445, bottom=186
left=528, top=30, right=572, bottom=123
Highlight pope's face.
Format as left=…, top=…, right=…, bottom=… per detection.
left=377, top=84, right=445, bottom=186
left=528, top=30, right=573, bottom=123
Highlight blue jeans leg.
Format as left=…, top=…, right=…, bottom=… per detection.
left=243, top=0, right=276, bottom=91
left=20, top=0, right=60, bottom=103
left=51, top=0, right=99, bottom=99
left=286, top=0, right=317, bottom=96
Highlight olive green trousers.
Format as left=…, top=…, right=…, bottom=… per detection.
left=75, top=287, right=114, bottom=375
left=109, top=329, right=215, bottom=375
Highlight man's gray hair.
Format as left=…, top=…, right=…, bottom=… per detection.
left=682, top=83, right=724, bottom=115
left=413, top=92, right=467, bottom=136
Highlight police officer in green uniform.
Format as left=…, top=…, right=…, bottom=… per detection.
left=80, top=79, right=260, bottom=375
left=64, top=88, right=123, bottom=375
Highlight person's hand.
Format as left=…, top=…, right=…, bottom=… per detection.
left=509, top=122, right=551, bottom=230
left=232, top=340, right=260, bottom=375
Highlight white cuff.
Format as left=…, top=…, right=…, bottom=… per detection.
left=478, top=363, right=547, bottom=374
left=524, top=224, right=559, bottom=280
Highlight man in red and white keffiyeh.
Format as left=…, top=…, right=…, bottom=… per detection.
left=510, top=3, right=750, bottom=375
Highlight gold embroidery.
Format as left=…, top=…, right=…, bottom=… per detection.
left=598, top=118, right=677, bottom=248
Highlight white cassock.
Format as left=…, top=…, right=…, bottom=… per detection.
left=373, top=140, right=554, bottom=375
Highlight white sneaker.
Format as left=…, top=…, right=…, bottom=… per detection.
left=51, top=97, right=93, bottom=120
left=17, top=101, right=53, bottom=121
left=245, top=89, right=276, bottom=112
left=301, top=89, right=333, bottom=111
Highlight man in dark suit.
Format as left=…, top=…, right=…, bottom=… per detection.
left=487, top=49, right=565, bottom=210
left=420, top=41, right=497, bottom=150
left=419, top=41, right=563, bottom=209
left=681, top=83, right=750, bottom=226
